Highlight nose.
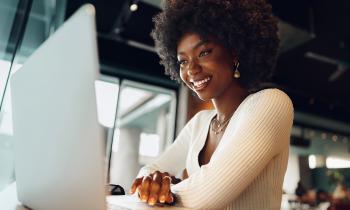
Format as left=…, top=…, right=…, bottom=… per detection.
left=187, top=59, right=201, bottom=76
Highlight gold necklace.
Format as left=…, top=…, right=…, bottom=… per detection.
left=211, top=115, right=231, bottom=135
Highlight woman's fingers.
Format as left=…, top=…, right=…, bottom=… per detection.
left=148, top=171, right=162, bottom=205
left=133, top=171, right=178, bottom=205
left=161, top=171, right=181, bottom=184
left=162, top=172, right=170, bottom=177
left=165, top=193, right=174, bottom=204
left=159, top=176, right=171, bottom=203
left=137, top=185, right=142, bottom=198
left=140, top=175, right=152, bottom=202
left=162, top=173, right=175, bottom=204
left=129, top=177, right=143, bottom=194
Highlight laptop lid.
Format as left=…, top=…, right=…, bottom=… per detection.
left=11, top=4, right=106, bottom=210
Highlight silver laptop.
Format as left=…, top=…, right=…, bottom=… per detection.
left=11, top=4, right=109, bottom=210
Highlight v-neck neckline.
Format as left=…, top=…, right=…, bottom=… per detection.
left=194, top=93, right=254, bottom=170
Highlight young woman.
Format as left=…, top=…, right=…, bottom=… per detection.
left=130, top=1, right=294, bottom=209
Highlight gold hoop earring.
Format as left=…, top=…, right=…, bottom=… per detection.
left=234, top=61, right=240, bottom=79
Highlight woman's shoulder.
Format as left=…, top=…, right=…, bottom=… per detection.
left=251, top=88, right=291, bottom=99
left=243, top=88, right=294, bottom=117
left=248, top=88, right=293, bottom=107
left=233, top=88, right=295, bottom=137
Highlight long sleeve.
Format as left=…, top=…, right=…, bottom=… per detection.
left=137, top=111, right=202, bottom=177
left=171, top=89, right=294, bottom=209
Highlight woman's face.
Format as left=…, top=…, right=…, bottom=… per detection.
left=177, top=33, right=237, bottom=101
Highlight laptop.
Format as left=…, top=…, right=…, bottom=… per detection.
left=11, top=4, right=113, bottom=210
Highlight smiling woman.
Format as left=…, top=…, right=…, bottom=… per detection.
left=177, top=33, right=240, bottom=101
left=129, top=1, right=294, bottom=210
left=152, top=0, right=280, bottom=92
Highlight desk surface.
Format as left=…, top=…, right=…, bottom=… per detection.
left=107, top=196, right=189, bottom=210
left=0, top=183, right=190, bottom=210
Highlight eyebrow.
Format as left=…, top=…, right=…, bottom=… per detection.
left=177, top=40, right=209, bottom=55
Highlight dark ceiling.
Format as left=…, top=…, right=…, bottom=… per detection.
left=66, top=0, right=350, bottom=129
left=269, top=0, right=350, bottom=126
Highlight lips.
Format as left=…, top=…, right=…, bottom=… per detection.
left=190, top=76, right=212, bottom=91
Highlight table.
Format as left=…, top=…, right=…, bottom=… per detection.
left=0, top=183, right=190, bottom=210
left=107, top=195, right=190, bottom=210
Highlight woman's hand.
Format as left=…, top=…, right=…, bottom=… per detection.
left=129, top=171, right=181, bottom=205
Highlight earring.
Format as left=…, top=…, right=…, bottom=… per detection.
left=234, top=61, right=240, bottom=79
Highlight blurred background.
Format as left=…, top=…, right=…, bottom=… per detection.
left=0, top=0, right=350, bottom=209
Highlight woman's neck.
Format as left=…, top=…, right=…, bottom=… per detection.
left=211, top=82, right=249, bottom=122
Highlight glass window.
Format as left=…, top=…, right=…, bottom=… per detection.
left=95, top=77, right=119, bottom=128
left=0, top=0, right=20, bottom=109
left=0, top=0, right=25, bottom=192
left=0, top=0, right=67, bottom=192
left=94, top=75, right=120, bottom=167
left=109, top=80, right=177, bottom=190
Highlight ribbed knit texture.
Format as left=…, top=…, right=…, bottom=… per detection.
left=137, top=88, right=294, bottom=210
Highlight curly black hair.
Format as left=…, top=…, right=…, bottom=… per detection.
left=151, top=0, right=280, bottom=91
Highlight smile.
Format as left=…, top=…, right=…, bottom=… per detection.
left=191, top=76, right=211, bottom=91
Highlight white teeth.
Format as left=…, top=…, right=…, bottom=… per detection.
left=193, top=77, right=211, bottom=87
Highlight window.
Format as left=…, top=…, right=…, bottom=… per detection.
left=139, top=133, right=160, bottom=158
left=0, top=0, right=25, bottom=191
left=108, top=80, right=177, bottom=190
left=95, top=78, right=119, bottom=128
left=0, top=0, right=67, bottom=191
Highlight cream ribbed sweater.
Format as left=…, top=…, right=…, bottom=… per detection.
left=137, top=88, right=294, bottom=210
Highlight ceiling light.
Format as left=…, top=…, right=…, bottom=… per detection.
left=326, top=157, right=350, bottom=169
left=308, top=155, right=325, bottom=169
left=130, top=4, right=138, bottom=12
left=308, top=155, right=316, bottom=169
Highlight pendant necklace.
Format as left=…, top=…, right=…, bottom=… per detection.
left=211, top=115, right=232, bottom=135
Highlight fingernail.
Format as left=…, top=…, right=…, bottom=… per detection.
left=141, top=195, right=147, bottom=202
left=148, top=197, right=156, bottom=205
left=159, top=195, right=165, bottom=203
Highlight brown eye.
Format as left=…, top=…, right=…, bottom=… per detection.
left=199, top=49, right=212, bottom=57
left=178, top=60, right=188, bottom=67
